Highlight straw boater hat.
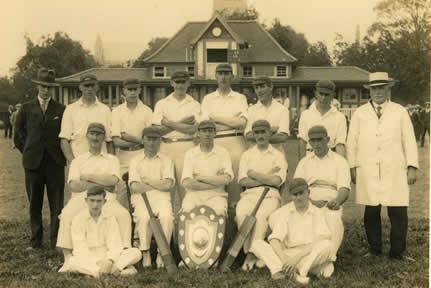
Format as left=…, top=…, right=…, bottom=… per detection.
left=364, top=72, right=394, bottom=89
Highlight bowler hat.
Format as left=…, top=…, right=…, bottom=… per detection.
left=216, top=64, right=232, bottom=73
left=171, top=71, right=190, bottom=82
left=32, top=68, right=59, bottom=86
left=87, top=122, right=105, bottom=134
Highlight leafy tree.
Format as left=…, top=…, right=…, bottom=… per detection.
left=267, top=19, right=332, bottom=66
left=133, top=37, right=169, bottom=68
left=334, top=0, right=430, bottom=104
left=11, top=32, right=98, bottom=100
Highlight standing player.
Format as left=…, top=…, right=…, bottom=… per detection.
left=111, top=78, right=152, bottom=208
left=200, top=64, right=248, bottom=206
left=298, top=80, right=347, bottom=157
left=245, top=77, right=290, bottom=147
left=152, top=71, right=200, bottom=215
left=60, top=74, right=114, bottom=163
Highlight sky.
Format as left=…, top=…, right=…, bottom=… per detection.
left=1, top=0, right=381, bottom=76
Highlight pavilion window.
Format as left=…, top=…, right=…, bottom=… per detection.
left=276, top=66, right=287, bottom=77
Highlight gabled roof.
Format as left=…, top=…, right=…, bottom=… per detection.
left=56, top=68, right=149, bottom=83
left=144, top=19, right=297, bottom=63
left=190, top=12, right=245, bottom=45
left=291, top=66, right=370, bottom=82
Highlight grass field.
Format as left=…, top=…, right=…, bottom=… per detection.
left=0, top=137, right=429, bottom=287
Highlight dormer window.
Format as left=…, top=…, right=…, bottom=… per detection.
left=276, top=66, right=287, bottom=77
left=154, top=66, right=166, bottom=78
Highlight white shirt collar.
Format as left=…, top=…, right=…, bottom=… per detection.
left=38, top=96, right=51, bottom=104
left=287, top=201, right=315, bottom=215
left=78, top=97, right=100, bottom=107
left=166, top=93, right=195, bottom=103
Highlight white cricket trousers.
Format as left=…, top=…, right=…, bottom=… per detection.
left=250, top=239, right=333, bottom=277
left=131, top=190, right=173, bottom=251
left=61, top=247, right=141, bottom=277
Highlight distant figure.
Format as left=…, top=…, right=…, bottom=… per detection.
left=14, top=68, right=66, bottom=249
left=4, top=105, right=13, bottom=138
left=420, top=102, right=430, bottom=147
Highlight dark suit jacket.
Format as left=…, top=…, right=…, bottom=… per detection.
left=14, top=98, right=66, bottom=170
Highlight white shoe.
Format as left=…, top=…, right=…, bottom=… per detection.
left=156, top=254, right=164, bottom=269
left=120, top=265, right=137, bottom=276
left=255, top=259, right=265, bottom=268
left=241, top=253, right=257, bottom=271
left=142, top=251, right=151, bottom=268
left=319, top=262, right=334, bottom=278
left=295, top=274, right=310, bottom=285
left=271, top=271, right=285, bottom=280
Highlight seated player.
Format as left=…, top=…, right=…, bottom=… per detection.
left=59, top=186, right=141, bottom=277
left=294, top=125, right=350, bottom=260
left=237, top=120, right=287, bottom=271
left=128, top=127, right=175, bottom=269
left=181, top=120, right=234, bottom=216
left=57, top=123, right=132, bottom=266
left=250, top=178, right=335, bottom=283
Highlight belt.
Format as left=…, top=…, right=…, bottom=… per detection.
left=310, top=181, right=337, bottom=191
left=215, top=132, right=244, bottom=139
left=161, top=137, right=194, bottom=143
left=119, top=144, right=145, bottom=151
left=306, top=147, right=336, bottom=152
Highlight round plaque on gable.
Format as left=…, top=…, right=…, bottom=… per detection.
left=212, top=27, right=222, bottom=37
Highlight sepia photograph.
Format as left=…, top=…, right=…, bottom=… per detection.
left=0, top=0, right=429, bottom=287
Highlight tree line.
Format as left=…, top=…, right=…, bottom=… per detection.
left=1, top=0, right=429, bottom=106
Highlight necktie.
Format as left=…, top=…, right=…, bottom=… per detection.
left=376, top=106, right=382, bottom=119
left=41, top=101, right=48, bottom=114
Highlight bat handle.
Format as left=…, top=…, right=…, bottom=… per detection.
left=250, top=187, right=270, bottom=216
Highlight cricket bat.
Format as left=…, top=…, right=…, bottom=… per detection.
left=122, top=173, right=135, bottom=246
left=141, top=191, right=178, bottom=274
left=220, top=187, right=271, bottom=271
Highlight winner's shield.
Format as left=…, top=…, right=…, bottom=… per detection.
left=178, top=205, right=226, bottom=269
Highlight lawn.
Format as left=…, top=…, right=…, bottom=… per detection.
left=0, top=217, right=428, bottom=288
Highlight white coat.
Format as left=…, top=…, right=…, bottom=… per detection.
left=346, top=101, right=418, bottom=206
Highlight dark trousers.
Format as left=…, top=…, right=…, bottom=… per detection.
left=364, top=205, right=408, bottom=257
left=421, top=126, right=429, bottom=147
left=4, top=123, right=12, bottom=138
left=24, top=152, right=65, bottom=248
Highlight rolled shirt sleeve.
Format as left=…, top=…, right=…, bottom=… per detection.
left=268, top=216, right=288, bottom=243
left=181, top=150, right=194, bottom=183
left=105, top=216, right=123, bottom=262
left=67, top=158, right=81, bottom=183
left=336, top=157, right=351, bottom=190
left=59, top=106, right=73, bottom=140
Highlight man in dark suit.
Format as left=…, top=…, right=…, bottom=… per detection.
left=14, top=68, right=66, bottom=249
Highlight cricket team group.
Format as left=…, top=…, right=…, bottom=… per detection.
left=13, top=64, right=418, bottom=284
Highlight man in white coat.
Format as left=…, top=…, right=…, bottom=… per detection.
left=346, top=72, right=418, bottom=260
